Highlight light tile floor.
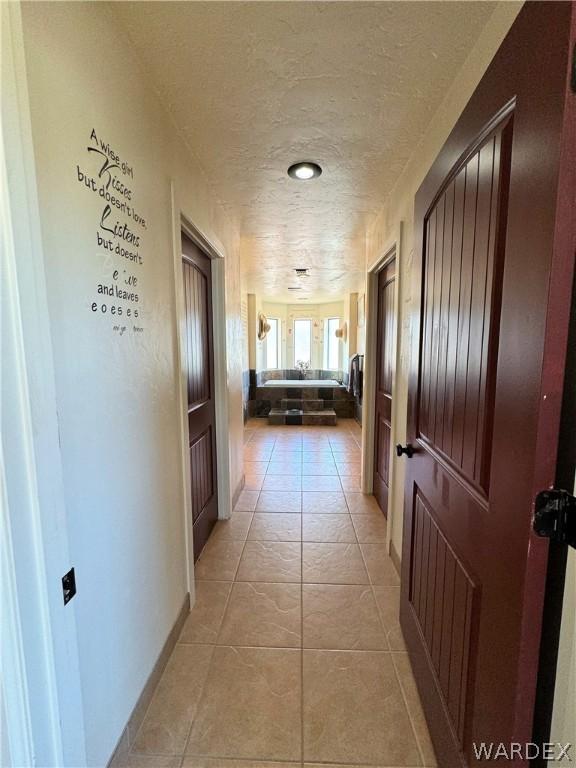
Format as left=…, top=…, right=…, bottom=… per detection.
left=126, top=420, right=437, bottom=768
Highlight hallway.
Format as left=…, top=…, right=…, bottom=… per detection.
left=4, top=2, right=576, bottom=766
left=124, top=420, right=435, bottom=768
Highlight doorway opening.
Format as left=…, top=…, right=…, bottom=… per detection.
left=181, top=233, right=219, bottom=560
left=361, top=234, right=402, bottom=565
left=174, top=211, right=233, bottom=583
left=372, top=256, right=396, bottom=519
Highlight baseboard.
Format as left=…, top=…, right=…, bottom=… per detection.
left=107, top=592, right=191, bottom=767
left=390, top=538, right=401, bottom=577
left=231, top=473, right=245, bottom=510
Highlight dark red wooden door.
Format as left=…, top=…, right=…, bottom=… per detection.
left=373, top=257, right=396, bottom=517
left=400, top=3, right=576, bottom=766
left=182, top=233, right=218, bottom=561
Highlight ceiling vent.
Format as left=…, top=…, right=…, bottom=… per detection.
left=294, top=268, right=309, bottom=277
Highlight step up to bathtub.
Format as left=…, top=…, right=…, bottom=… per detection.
left=280, top=398, right=324, bottom=411
left=268, top=408, right=337, bottom=426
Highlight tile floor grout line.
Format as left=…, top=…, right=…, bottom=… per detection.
left=389, top=649, right=429, bottom=768
left=370, top=578, right=392, bottom=653
left=357, top=531, right=376, bottom=588
left=179, top=515, right=254, bottom=760
left=171, top=641, right=216, bottom=763
left=177, top=637, right=410, bottom=654
left=180, top=751, right=315, bottom=766
left=187, top=421, right=427, bottom=767
left=182, top=430, right=279, bottom=763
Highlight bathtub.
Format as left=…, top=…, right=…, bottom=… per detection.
left=263, top=379, right=342, bottom=387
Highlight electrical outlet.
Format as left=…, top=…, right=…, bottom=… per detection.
left=62, top=567, right=76, bottom=605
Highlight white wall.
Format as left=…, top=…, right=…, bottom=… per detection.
left=0, top=684, right=10, bottom=768
left=19, top=3, right=243, bottom=765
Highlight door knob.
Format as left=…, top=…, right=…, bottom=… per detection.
left=396, top=443, right=414, bottom=458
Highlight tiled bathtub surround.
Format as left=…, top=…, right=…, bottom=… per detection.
left=256, top=368, right=346, bottom=385
left=251, top=382, right=356, bottom=419
left=122, top=420, right=436, bottom=768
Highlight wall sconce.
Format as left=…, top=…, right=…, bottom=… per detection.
left=257, top=312, right=271, bottom=341
left=335, top=322, right=348, bottom=342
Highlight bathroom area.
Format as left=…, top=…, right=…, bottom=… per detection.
left=241, top=291, right=365, bottom=426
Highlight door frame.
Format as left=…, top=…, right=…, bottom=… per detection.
left=361, top=221, right=403, bottom=557
left=1, top=3, right=87, bottom=764
left=170, top=187, right=232, bottom=592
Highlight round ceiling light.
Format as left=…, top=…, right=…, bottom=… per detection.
left=288, top=161, right=322, bottom=181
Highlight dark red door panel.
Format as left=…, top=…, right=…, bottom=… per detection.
left=400, top=4, right=576, bottom=766
left=182, top=234, right=218, bottom=560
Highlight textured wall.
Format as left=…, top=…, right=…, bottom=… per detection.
left=364, top=2, right=522, bottom=562
left=20, top=3, right=243, bottom=765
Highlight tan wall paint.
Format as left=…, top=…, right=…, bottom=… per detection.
left=247, top=293, right=257, bottom=370
left=241, top=295, right=249, bottom=373
left=364, top=1, right=522, bottom=563
left=19, top=2, right=243, bottom=764
left=347, top=293, right=359, bottom=360
left=224, top=231, right=244, bottom=491
left=550, top=547, right=576, bottom=764
left=548, top=472, right=576, bottom=764
left=355, top=276, right=367, bottom=357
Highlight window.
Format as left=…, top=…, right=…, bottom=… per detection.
left=293, top=318, right=312, bottom=366
left=324, top=317, right=340, bottom=370
left=266, top=318, right=281, bottom=369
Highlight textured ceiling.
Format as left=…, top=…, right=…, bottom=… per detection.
left=112, top=1, right=497, bottom=301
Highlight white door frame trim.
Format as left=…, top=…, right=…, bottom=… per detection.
left=1, top=4, right=87, bottom=764
left=170, top=186, right=232, bottom=594
left=361, top=222, right=404, bottom=556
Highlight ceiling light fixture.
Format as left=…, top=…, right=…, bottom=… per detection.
left=288, top=162, right=322, bottom=181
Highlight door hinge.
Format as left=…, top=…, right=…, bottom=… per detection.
left=533, top=489, right=576, bottom=548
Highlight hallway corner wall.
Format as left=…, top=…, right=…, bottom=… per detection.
left=223, top=227, right=245, bottom=499
left=364, top=1, right=523, bottom=565
left=19, top=2, right=243, bottom=765
left=549, top=547, right=576, bottom=765
left=548, top=472, right=576, bottom=764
